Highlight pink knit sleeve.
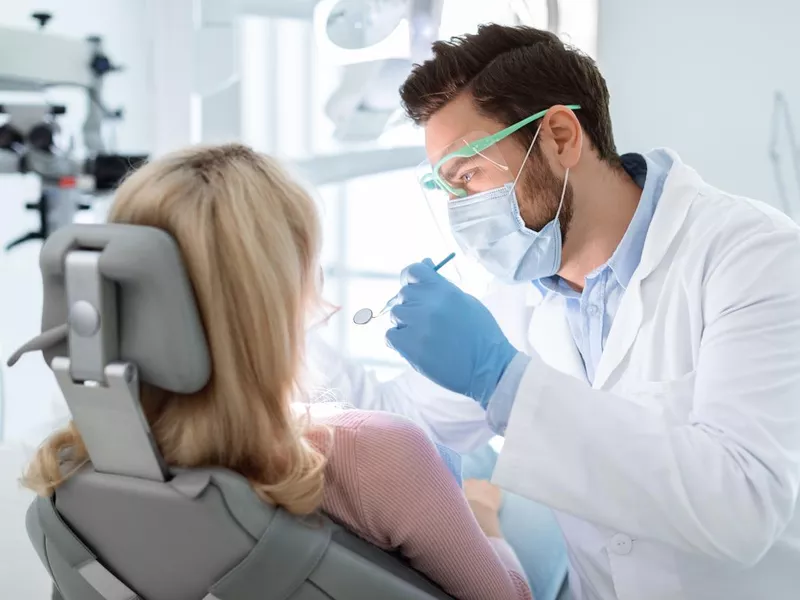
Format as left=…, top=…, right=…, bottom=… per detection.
left=352, top=412, right=532, bottom=600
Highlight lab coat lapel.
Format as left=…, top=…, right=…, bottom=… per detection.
left=592, top=277, right=644, bottom=389
left=592, top=154, right=701, bottom=389
left=528, top=293, right=588, bottom=383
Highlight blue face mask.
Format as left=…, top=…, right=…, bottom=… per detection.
left=447, top=126, right=571, bottom=284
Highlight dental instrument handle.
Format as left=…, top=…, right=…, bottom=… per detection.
left=377, top=252, right=456, bottom=317
left=432, top=252, right=457, bottom=272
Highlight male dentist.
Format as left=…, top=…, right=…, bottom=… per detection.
left=380, top=23, right=800, bottom=600
left=312, top=23, right=800, bottom=600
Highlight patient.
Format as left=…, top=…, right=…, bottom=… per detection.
left=22, top=144, right=531, bottom=600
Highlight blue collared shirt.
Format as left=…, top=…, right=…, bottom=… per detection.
left=487, top=153, right=668, bottom=435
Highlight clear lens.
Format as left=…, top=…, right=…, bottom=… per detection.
left=417, top=132, right=513, bottom=200
left=415, top=131, right=513, bottom=296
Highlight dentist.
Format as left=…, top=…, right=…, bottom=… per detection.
left=360, top=23, right=800, bottom=600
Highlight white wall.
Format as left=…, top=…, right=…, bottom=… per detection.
left=0, top=0, right=154, bottom=443
left=597, top=0, right=800, bottom=213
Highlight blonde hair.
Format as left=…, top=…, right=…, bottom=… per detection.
left=23, top=144, right=329, bottom=515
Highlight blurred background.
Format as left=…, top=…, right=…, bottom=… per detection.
left=0, top=0, right=798, bottom=593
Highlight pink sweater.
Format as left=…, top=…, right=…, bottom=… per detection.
left=308, top=409, right=532, bottom=600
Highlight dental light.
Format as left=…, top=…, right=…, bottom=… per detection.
left=313, top=0, right=444, bottom=141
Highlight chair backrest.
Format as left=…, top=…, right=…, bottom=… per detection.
left=11, top=224, right=455, bottom=600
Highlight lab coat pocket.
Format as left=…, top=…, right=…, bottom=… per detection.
left=616, top=370, right=697, bottom=424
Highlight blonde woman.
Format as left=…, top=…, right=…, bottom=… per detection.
left=23, top=144, right=532, bottom=600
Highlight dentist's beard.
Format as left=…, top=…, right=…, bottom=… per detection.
left=517, top=157, right=575, bottom=244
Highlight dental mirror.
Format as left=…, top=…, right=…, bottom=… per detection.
left=352, top=252, right=455, bottom=326
left=353, top=307, right=377, bottom=325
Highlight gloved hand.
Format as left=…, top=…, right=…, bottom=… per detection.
left=386, top=259, right=519, bottom=408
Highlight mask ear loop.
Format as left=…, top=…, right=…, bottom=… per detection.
left=510, top=122, right=542, bottom=193
left=554, top=170, right=569, bottom=223
left=553, top=128, right=583, bottom=223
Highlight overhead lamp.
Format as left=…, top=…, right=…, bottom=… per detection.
left=313, top=0, right=410, bottom=65
left=314, top=0, right=444, bottom=140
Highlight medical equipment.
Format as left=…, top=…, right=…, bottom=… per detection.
left=418, top=106, right=579, bottom=199
left=0, top=13, right=148, bottom=251
left=322, top=0, right=410, bottom=51
left=11, top=223, right=456, bottom=600
left=313, top=0, right=565, bottom=142
left=314, top=0, right=445, bottom=141
left=0, top=13, right=124, bottom=156
left=353, top=251, right=455, bottom=324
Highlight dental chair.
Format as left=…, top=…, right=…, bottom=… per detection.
left=15, top=224, right=455, bottom=600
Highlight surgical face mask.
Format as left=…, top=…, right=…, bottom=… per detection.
left=448, top=125, right=571, bottom=283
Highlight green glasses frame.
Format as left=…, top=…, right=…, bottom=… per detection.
left=421, top=104, right=581, bottom=197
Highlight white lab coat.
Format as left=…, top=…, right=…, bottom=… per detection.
left=308, top=150, right=800, bottom=599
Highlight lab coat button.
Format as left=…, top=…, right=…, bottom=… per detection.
left=609, top=533, right=632, bottom=555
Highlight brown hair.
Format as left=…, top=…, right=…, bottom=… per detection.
left=23, top=144, right=329, bottom=516
left=400, top=24, right=621, bottom=166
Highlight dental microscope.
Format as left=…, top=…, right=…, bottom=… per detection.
left=0, top=12, right=147, bottom=251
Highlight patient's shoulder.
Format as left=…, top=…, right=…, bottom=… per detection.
left=321, top=409, right=430, bottom=451
left=313, top=409, right=435, bottom=474
left=315, top=410, right=436, bottom=540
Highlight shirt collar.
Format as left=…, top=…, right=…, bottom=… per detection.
left=533, top=273, right=576, bottom=298
left=607, top=152, right=667, bottom=288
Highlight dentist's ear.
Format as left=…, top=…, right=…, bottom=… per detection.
left=541, top=106, right=583, bottom=170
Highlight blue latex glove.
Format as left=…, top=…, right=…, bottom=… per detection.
left=386, top=259, right=519, bottom=407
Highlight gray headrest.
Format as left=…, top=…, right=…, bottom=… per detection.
left=37, top=224, right=211, bottom=394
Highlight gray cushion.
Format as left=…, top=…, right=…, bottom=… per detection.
left=40, top=224, right=210, bottom=394
left=36, top=466, right=455, bottom=600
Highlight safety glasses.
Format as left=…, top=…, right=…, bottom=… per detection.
left=418, top=105, right=581, bottom=199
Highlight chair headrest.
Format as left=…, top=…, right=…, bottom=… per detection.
left=10, top=224, right=211, bottom=394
